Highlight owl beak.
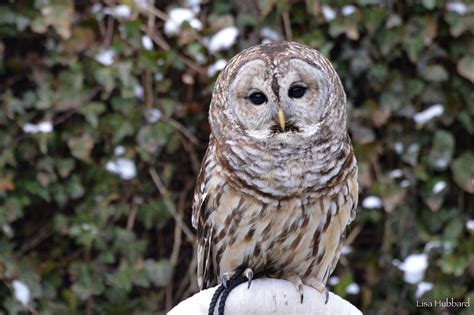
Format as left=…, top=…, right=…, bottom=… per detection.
left=277, top=108, right=286, bottom=130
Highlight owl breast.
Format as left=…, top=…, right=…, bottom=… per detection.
left=216, top=133, right=354, bottom=205
left=201, top=135, right=358, bottom=286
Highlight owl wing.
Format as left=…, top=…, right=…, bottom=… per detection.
left=325, top=160, right=359, bottom=282
left=192, top=135, right=217, bottom=289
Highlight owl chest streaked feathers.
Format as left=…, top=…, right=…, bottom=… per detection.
left=192, top=41, right=359, bottom=291
left=193, top=134, right=357, bottom=289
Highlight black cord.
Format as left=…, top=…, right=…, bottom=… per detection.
left=217, top=276, right=247, bottom=315
left=208, top=267, right=245, bottom=315
left=208, top=284, right=226, bottom=315
left=209, top=269, right=268, bottom=315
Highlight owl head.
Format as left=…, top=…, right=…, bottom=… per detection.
left=209, top=41, right=347, bottom=145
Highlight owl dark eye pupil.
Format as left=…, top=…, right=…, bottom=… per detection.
left=248, top=92, right=267, bottom=105
left=288, top=85, right=307, bottom=98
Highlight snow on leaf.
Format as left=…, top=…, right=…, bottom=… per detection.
left=95, top=49, right=115, bottom=66
left=416, top=282, right=433, bottom=298
left=12, top=280, right=31, bottom=306
left=432, top=181, right=447, bottom=194
left=393, top=253, right=428, bottom=284
left=346, top=283, right=360, bottom=294
left=105, top=158, right=137, bottom=180
left=141, top=35, right=153, bottom=50
left=447, top=1, right=468, bottom=15
left=208, top=27, right=239, bottom=53
left=23, top=121, right=53, bottom=134
left=207, top=59, right=227, bottom=77
left=322, top=5, right=336, bottom=21
left=362, top=196, right=383, bottom=209
left=342, top=5, right=357, bottom=16
left=114, top=146, right=125, bottom=156
left=328, top=276, right=339, bottom=286
left=466, top=220, right=474, bottom=232
left=260, top=27, right=283, bottom=42
left=146, top=108, right=163, bottom=123
left=164, top=8, right=202, bottom=36
left=413, top=104, right=444, bottom=126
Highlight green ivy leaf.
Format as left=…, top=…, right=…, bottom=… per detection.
left=451, top=153, right=474, bottom=193
left=67, top=133, right=95, bottom=163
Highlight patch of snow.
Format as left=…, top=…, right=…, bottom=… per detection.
left=260, top=27, right=283, bottom=42
left=394, top=142, right=404, bottom=154
left=185, top=0, right=202, bottom=13
left=12, top=280, right=30, bottom=306
left=407, top=143, right=420, bottom=154
left=134, top=0, right=148, bottom=11
left=164, top=8, right=202, bottom=36
left=341, top=245, right=353, bottom=255
left=386, top=15, right=402, bottom=28
left=390, top=169, right=403, bottom=178
left=91, top=3, right=102, bottom=14
left=393, top=253, right=428, bottom=284
left=416, top=282, right=433, bottom=298
left=104, top=4, right=132, bottom=19
left=154, top=72, right=164, bottom=81
left=466, top=220, right=474, bottom=231
left=81, top=223, right=91, bottom=231
left=2, top=224, right=13, bottom=237
left=413, top=104, right=444, bottom=126
left=434, top=158, right=449, bottom=169
left=322, top=5, right=337, bottom=21
left=207, top=59, right=227, bottom=77
left=81, top=223, right=98, bottom=235
left=114, top=4, right=132, bottom=19
left=362, top=196, right=382, bottom=209
left=142, top=35, right=153, bottom=50
left=342, top=5, right=357, bottom=16
left=105, top=158, right=137, bottom=180
left=96, top=49, right=115, bottom=66
left=346, top=283, right=360, bottom=295
left=134, top=84, right=144, bottom=99
left=146, top=108, right=162, bottom=123
left=328, top=276, right=339, bottom=286
left=400, top=180, right=410, bottom=188
left=447, top=2, right=468, bottom=15
left=114, top=146, right=125, bottom=156
left=193, top=51, right=206, bottom=64
left=23, top=121, right=53, bottom=134
left=208, top=27, right=239, bottom=53
left=424, top=240, right=442, bottom=252
left=432, top=181, right=447, bottom=194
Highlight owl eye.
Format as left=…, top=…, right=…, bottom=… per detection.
left=288, top=85, right=307, bottom=98
left=248, top=91, right=267, bottom=105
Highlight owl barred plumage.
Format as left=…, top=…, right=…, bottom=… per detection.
left=192, top=41, right=358, bottom=301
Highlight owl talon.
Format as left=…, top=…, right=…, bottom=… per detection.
left=306, top=277, right=330, bottom=304
left=287, top=274, right=304, bottom=304
left=244, top=268, right=253, bottom=289
left=298, top=283, right=304, bottom=304
left=221, top=273, right=231, bottom=288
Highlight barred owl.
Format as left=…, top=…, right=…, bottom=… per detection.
left=192, top=41, right=358, bottom=301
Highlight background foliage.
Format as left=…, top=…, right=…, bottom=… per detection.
left=1, top=0, right=473, bottom=314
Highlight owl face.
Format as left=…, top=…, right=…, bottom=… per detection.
left=229, top=58, right=329, bottom=136
left=211, top=42, right=345, bottom=144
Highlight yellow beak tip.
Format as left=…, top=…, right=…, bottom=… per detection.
left=278, top=109, right=286, bottom=130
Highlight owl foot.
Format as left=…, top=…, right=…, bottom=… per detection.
left=244, top=268, right=253, bottom=289
left=221, top=272, right=232, bottom=288
left=306, top=277, right=330, bottom=304
left=287, top=274, right=305, bottom=304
